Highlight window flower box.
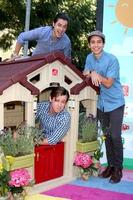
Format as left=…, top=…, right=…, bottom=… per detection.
left=3, top=153, right=34, bottom=171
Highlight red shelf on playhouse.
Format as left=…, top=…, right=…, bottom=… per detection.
left=34, top=142, right=64, bottom=184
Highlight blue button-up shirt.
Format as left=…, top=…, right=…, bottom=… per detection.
left=35, top=101, right=71, bottom=144
left=17, top=26, right=71, bottom=58
left=84, top=51, right=125, bottom=112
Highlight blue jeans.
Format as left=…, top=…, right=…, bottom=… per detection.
left=97, top=105, right=124, bottom=168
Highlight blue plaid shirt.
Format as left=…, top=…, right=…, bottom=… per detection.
left=35, top=101, right=71, bottom=144
left=17, top=26, right=71, bottom=58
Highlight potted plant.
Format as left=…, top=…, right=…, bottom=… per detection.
left=0, top=145, right=34, bottom=200
left=73, top=152, right=100, bottom=180
left=9, top=168, right=32, bottom=200
left=76, top=113, right=99, bottom=153
left=0, top=122, right=43, bottom=171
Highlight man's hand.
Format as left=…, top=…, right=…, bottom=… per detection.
left=6, top=52, right=21, bottom=62
left=38, top=138, right=48, bottom=145
left=90, top=71, right=102, bottom=86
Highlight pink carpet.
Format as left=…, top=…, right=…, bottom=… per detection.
left=42, top=170, right=133, bottom=200
left=122, top=169, right=133, bottom=182
left=43, top=184, right=133, bottom=200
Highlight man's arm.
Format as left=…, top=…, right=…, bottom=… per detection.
left=83, top=70, right=91, bottom=77
left=90, top=71, right=114, bottom=88
left=11, top=43, right=23, bottom=58
left=9, top=27, right=44, bottom=61
left=38, top=116, right=71, bottom=145
left=45, top=113, right=71, bottom=145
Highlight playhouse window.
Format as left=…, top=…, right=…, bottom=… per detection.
left=6, top=103, right=15, bottom=110
left=30, top=74, right=40, bottom=84
left=4, top=101, right=25, bottom=130
left=64, top=75, right=72, bottom=85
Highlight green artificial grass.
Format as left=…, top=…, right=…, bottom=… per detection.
left=123, top=158, right=133, bottom=170
left=102, top=158, right=133, bottom=170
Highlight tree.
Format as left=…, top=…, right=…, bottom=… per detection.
left=0, top=0, right=96, bottom=69
left=64, top=0, right=96, bottom=70
left=0, top=0, right=26, bottom=49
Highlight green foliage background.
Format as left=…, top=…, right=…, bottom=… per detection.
left=0, top=0, right=96, bottom=69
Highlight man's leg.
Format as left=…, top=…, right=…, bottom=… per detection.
left=97, top=109, right=114, bottom=178
left=109, top=105, right=124, bottom=183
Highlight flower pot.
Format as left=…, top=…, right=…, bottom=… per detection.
left=0, top=197, right=8, bottom=200
left=76, top=140, right=99, bottom=153
left=12, top=193, right=25, bottom=200
left=0, top=194, right=10, bottom=200
left=81, top=172, right=90, bottom=181
left=3, top=154, right=34, bottom=171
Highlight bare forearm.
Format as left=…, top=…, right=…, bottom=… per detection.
left=100, top=76, right=114, bottom=88
left=6, top=42, right=22, bottom=62
left=83, top=70, right=91, bottom=77
left=91, top=71, right=114, bottom=88
left=14, top=42, right=23, bottom=55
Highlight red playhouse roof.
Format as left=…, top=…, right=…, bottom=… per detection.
left=0, top=52, right=99, bottom=95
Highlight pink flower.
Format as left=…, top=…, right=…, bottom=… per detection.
left=9, top=168, right=31, bottom=188
left=74, top=153, right=101, bottom=178
left=74, top=153, right=93, bottom=169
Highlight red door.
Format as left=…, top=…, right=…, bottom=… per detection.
left=34, top=142, right=64, bottom=184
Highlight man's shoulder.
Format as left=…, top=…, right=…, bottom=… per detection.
left=37, top=101, right=49, bottom=109
left=37, top=25, right=52, bottom=32
left=61, top=109, right=71, bottom=119
left=86, top=52, right=93, bottom=59
left=103, top=51, right=119, bottom=68
left=62, top=33, right=71, bottom=43
left=103, top=51, right=117, bottom=61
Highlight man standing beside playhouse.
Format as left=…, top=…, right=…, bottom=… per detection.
left=84, top=30, right=125, bottom=183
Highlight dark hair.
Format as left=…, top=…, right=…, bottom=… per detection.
left=50, top=86, right=70, bottom=102
left=53, top=13, right=70, bottom=24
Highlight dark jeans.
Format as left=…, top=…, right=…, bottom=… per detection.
left=97, top=105, right=125, bottom=168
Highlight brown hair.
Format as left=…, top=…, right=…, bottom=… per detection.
left=53, top=13, right=70, bottom=24
left=50, top=86, right=70, bottom=102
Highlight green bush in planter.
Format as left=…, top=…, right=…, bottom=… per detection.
left=78, top=113, right=98, bottom=143
left=0, top=123, right=44, bottom=157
